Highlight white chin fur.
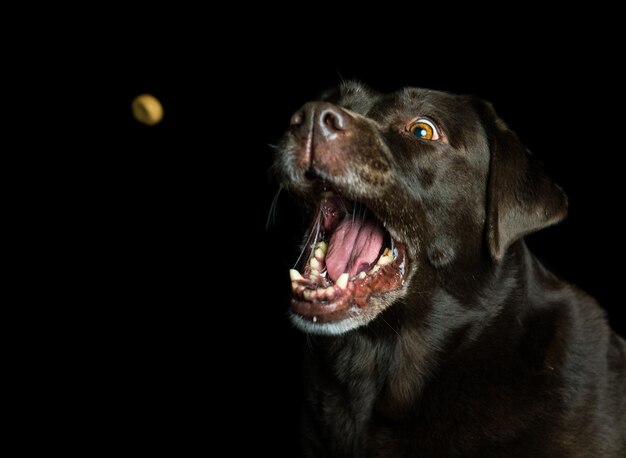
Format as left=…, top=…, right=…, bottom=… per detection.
left=289, top=313, right=364, bottom=335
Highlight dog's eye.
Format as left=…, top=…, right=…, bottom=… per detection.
left=408, top=119, right=439, bottom=141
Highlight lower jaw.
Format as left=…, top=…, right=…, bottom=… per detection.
left=288, top=312, right=368, bottom=335
left=290, top=297, right=356, bottom=323
left=290, top=242, right=407, bottom=324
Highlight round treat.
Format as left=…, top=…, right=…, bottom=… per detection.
left=131, top=94, right=164, bottom=126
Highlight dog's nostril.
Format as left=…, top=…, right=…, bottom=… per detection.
left=321, top=110, right=344, bottom=132
left=290, top=110, right=305, bottom=127
left=290, top=103, right=348, bottom=143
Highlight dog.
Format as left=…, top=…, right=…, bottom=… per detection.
left=274, top=82, right=626, bottom=457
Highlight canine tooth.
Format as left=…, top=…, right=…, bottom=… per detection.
left=289, top=269, right=304, bottom=281
left=291, top=282, right=299, bottom=291
left=310, top=257, right=321, bottom=270
left=377, top=248, right=393, bottom=266
left=358, top=272, right=366, bottom=280
left=369, top=265, right=381, bottom=274
left=336, top=273, right=349, bottom=289
left=314, top=241, right=328, bottom=257
left=313, top=316, right=318, bottom=323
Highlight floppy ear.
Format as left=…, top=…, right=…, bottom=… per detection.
left=479, top=101, right=568, bottom=262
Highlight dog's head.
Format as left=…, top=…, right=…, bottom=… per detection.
left=275, top=83, right=567, bottom=335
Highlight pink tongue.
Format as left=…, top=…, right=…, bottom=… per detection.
left=326, top=214, right=385, bottom=282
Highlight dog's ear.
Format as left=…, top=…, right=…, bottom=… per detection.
left=475, top=100, right=568, bottom=262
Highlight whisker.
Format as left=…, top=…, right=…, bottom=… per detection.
left=293, top=210, right=322, bottom=269
left=337, top=197, right=350, bottom=215
left=379, top=316, right=401, bottom=337
left=305, top=333, right=318, bottom=352
left=265, top=186, right=283, bottom=230
left=336, top=68, right=346, bottom=86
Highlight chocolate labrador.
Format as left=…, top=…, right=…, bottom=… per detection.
left=274, top=82, right=626, bottom=457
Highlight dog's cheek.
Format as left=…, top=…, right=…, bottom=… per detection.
left=355, top=156, right=391, bottom=189
left=427, top=236, right=457, bottom=268
left=417, top=166, right=436, bottom=189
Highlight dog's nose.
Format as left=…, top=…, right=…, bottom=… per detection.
left=290, top=102, right=349, bottom=144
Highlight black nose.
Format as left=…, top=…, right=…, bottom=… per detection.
left=290, top=102, right=349, bottom=144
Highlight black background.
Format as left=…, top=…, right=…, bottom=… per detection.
left=100, top=32, right=624, bottom=454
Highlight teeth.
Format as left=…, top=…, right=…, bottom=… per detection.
left=358, top=272, right=366, bottom=280
left=369, top=265, right=381, bottom=275
left=313, top=316, right=318, bottom=323
left=314, top=241, right=328, bottom=260
left=289, top=269, right=304, bottom=281
left=336, top=273, right=349, bottom=289
left=325, top=287, right=335, bottom=298
left=377, top=247, right=393, bottom=266
left=303, top=290, right=313, bottom=300
left=310, top=257, right=321, bottom=270
left=291, top=282, right=299, bottom=291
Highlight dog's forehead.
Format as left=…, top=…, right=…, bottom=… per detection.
left=335, top=83, right=471, bottom=124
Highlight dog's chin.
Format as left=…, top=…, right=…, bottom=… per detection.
left=288, top=190, right=410, bottom=335
left=289, top=288, right=408, bottom=335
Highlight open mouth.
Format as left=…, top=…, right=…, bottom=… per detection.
left=290, top=191, right=407, bottom=324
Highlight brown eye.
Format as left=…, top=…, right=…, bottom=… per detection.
left=408, top=119, right=439, bottom=141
